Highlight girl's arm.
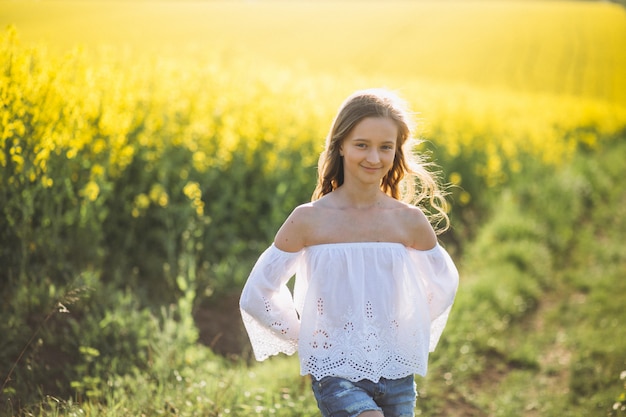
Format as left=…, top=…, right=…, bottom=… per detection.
left=240, top=244, right=304, bottom=360
left=409, top=244, right=459, bottom=352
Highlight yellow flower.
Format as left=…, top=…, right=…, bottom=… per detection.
left=92, top=139, right=107, bottom=155
left=183, top=181, right=202, bottom=201
left=90, top=164, right=105, bottom=179
left=81, top=181, right=100, bottom=202
left=11, top=154, right=24, bottom=172
left=149, top=184, right=169, bottom=207
left=134, top=193, right=150, bottom=210
left=192, top=151, right=207, bottom=172
left=449, top=172, right=462, bottom=186
left=459, top=191, right=471, bottom=206
left=183, top=182, right=204, bottom=216
left=193, top=200, right=205, bottom=217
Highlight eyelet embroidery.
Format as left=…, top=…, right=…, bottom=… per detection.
left=241, top=243, right=458, bottom=381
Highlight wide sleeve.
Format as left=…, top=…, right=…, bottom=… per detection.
left=239, top=244, right=304, bottom=361
left=409, top=244, right=459, bottom=352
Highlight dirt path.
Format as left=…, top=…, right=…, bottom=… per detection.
left=194, top=292, right=250, bottom=359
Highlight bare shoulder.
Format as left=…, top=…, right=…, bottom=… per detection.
left=274, top=203, right=319, bottom=252
left=397, top=203, right=437, bottom=251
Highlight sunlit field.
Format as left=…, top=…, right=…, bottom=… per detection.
left=1, top=1, right=626, bottom=416
left=2, top=1, right=625, bottom=187
left=3, top=1, right=626, bottom=103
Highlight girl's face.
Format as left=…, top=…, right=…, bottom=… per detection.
left=339, top=117, right=398, bottom=187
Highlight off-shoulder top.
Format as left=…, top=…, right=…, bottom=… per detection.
left=239, top=242, right=459, bottom=383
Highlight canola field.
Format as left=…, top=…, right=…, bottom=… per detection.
left=1, top=0, right=626, bottom=233
left=3, top=1, right=626, bottom=102
left=2, top=1, right=625, bottom=178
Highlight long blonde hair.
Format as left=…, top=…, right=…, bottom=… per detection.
left=312, top=88, right=450, bottom=233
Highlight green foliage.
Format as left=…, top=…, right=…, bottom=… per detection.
left=0, top=270, right=201, bottom=409
left=0, top=28, right=319, bottom=406
left=417, top=137, right=626, bottom=416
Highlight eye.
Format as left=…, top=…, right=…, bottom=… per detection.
left=382, top=145, right=394, bottom=151
left=355, top=143, right=367, bottom=148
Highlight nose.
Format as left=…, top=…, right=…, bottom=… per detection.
left=366, top=148, right=380, bottom=164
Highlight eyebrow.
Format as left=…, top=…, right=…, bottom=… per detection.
left=351, top=138, right=396, bottom=144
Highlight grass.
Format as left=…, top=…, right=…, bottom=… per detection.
left=414, top=140, right=626, bottom=416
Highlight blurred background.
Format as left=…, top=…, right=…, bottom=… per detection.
left=1, top=1, right=625, bottom=416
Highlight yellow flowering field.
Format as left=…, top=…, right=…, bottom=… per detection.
left=1, top=0, right=625, bottom=274
left=2, top=0, right=625, bottom=193
left=3, top=1, right=625, bottom=101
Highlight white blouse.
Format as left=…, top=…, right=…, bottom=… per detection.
left=240, top=241, right=459, bottom=383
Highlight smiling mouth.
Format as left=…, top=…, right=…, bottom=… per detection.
left=361, top=165, right=381, bottom=171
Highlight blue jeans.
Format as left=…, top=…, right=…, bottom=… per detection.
left=311, top=375, right=417, bottom=417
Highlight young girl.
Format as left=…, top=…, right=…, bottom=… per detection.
left=240, top=88, right=459, bottom=417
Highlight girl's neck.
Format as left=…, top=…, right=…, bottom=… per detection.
left=335, top=184, right=385, bottom=210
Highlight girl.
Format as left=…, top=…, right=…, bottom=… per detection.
left=240, top=88, right=459, bottom=417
